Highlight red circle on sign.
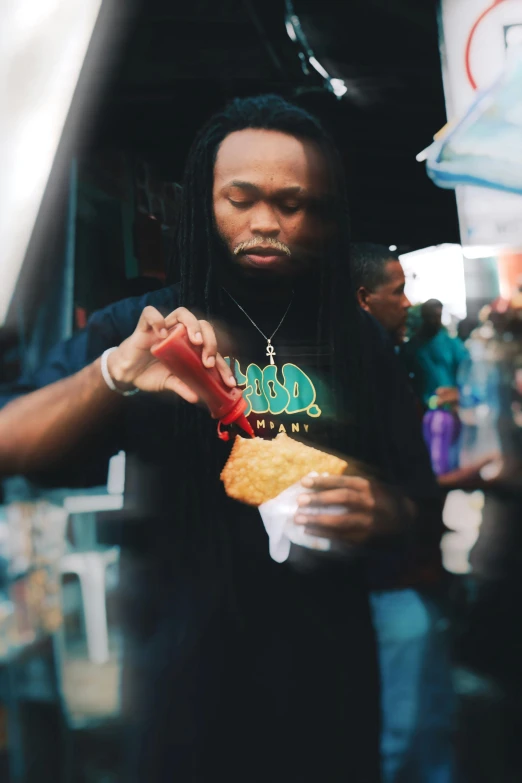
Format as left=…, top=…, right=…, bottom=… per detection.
left=465, top=0, right=508, bottom=90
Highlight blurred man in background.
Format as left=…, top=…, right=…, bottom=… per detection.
left=403, top=298, right=468, bottom=411
left=353, top=243, right=455, bottom=783
left=403, top=299, right=470, bottom=478
left=352, top=242, right=410, bottom=344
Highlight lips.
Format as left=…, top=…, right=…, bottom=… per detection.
left=242, top=247, right=289, bottom=267
left=245, top=246, right=288, bottom=257
left=245, top=255, right=283, bottom=267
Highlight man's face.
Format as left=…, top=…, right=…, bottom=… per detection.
left=213, top=128, right=331, bottom=281
left=357, top=260, right=411, bottom=342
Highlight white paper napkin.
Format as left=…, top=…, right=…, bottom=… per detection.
left=258, top=474, right=346, bottom=563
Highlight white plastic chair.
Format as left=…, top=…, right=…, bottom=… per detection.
left=60, top=547, right=119, bottom=665
left=59, top=452, right=125, bottom=665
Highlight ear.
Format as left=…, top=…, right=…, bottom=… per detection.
left=357, top=286, right=372, bottom=312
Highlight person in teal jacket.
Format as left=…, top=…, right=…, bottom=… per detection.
left=402, top=299, right=469, bottom=410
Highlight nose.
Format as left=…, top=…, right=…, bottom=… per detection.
left=403, top=294, right=412, bottom=310
left=249, top=202, right=281, bottom=237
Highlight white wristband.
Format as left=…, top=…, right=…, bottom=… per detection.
left=100, top=348, right=140, bottom=397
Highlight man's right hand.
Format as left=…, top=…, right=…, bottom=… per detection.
left=107, top=306, right=236, bottom=402
left=435, top=386, right=459, bottom=409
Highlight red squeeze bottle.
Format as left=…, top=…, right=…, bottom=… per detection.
left=150, top=323, right=254, bottom=442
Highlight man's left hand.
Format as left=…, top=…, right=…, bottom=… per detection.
left=296, top=474, right=411, bottom=544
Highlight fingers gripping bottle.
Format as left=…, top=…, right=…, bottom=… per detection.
left=151, top=323, right=254, bottom=441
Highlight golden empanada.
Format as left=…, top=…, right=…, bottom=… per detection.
left=220, top=433, right=348, bottom=506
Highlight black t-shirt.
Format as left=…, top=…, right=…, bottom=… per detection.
left=2, top=283, right=440, bottom=546
left=0, top=284, right=440, bottom=782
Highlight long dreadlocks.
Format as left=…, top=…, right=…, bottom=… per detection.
left=165, top=95, right=380, bottom=576
left=171, top=94, right=373, bottom=437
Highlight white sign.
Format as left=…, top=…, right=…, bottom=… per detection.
left=439, top=0, right=522, bottom=247
left=400, top=244, right=467, bottom=322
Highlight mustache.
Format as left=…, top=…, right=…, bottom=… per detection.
left=233, top=236, right=292, bottom=257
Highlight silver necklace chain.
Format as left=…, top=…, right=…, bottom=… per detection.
left=222, top=287, right=294, bottom=365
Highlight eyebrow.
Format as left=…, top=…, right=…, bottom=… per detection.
left=224, top=180, right=306, bottom=196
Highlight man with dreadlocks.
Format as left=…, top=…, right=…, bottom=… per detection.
left=0, top=95, right=441, bottom=782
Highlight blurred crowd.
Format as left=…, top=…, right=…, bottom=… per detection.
left=353, top=242, right=522, bottom=782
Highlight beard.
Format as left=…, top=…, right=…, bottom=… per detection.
left=213, top=228, right=322, bottom=292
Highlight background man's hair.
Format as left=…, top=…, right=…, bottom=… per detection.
left=351, top=242, right=400, bottom=291
left=421, top=298, right=443, bottom=317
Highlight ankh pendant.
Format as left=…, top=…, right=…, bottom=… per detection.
left=266, top=339, right=276, bottom=365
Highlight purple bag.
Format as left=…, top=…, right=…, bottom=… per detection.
left=423, top=409, right=461, bottom=476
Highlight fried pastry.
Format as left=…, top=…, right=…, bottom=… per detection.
left=220, top=432, right=348, bottom=506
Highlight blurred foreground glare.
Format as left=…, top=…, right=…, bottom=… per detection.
left=0, top=0, right=102, bottom=325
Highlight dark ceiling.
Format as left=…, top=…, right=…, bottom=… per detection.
left=86, top=0, right=460, bottom=250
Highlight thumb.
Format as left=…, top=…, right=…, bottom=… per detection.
left=138, top=306, right=168, bottom=340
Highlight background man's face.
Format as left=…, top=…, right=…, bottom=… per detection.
left=212, top=128, right=332, bottom=280
left=358, top=259, right=411, bottom=342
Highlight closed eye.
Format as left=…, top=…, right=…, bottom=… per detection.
left=229, top=199, right=253, bottom=209
left=278, top=203, right=301, bottom=214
